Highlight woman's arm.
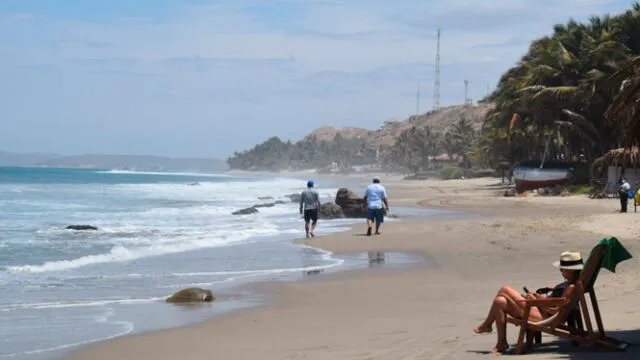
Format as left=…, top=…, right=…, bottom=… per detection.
left=538, top=284, right=576, bottom=316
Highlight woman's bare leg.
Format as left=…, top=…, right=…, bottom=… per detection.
left=492, top=296, right=510, bottom=353
left=474, top=286, right=520, bottom=333
left=474, top=300, right=499, bottom=333
left=473, top=286, right=543, bottom=335
left=495, top=286, right=543, bottom=321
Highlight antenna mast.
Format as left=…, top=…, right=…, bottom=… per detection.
left=416, top=81, right=420, bottom=116
left=464, top=79, right=469, bottom=104
left=433, top=28, right=441, bottom=111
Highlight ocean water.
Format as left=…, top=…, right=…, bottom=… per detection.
left=0, top=167, right=375, bottom=359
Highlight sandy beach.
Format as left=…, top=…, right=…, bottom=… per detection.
left=65, top=176, right=640, bottom=360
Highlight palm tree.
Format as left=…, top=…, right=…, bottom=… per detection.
left=483, top=4, right=640, bottom=166
left=407, top=126, right=440, bottom=170
left=450, top=116, right=476, bottom=167
left=605, top=56, right=640, bottom=147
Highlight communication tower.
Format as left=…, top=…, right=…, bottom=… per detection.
left=433, top=28, right=441, bottom=111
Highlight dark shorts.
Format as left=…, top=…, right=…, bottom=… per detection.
left=304, top=209, right=318, bottom=223
left=367, top=208, right=385, bottom=223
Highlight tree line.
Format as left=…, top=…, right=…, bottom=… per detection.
left=226, top=134, right=377, bottom=171
left=227, top=115, right=479, bottom=174
left=380, top=115, right=477, bottom=173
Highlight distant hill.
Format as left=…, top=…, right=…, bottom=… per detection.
left=304, top=103, right=492, bottom=148
left=361, top=102, right=492, bottom=148
left=0, top=151, right=227, bottom=172
left=0, top=151, right=61, bottom=167
left=227, top=102, right=494, bottom=171
left=377, top=103, right=491, bottom=146
left=304, top=126, right=370, bottom=142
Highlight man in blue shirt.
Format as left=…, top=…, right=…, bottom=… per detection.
left=363, top=177, right=389, bottom=236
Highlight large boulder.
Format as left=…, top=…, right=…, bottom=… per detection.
left=166, top=287, right=215, bottom=303
left=335, top=188, right=367, bottom=218
left=286, top=193, right=302, bottom=203
left=66, top=225, right=98, bottom=231
left=318, top=203, right=346, bottom=219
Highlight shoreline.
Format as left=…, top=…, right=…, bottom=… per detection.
left=57, top=177, right=448, bottom=359
left=65, top=176, right=640, bottom=360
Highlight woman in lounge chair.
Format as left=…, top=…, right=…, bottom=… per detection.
left=472, top=251, right=583, bottom=354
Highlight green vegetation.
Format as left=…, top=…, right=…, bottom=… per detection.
left=226, top=134, right=376, bottom=171
left=439, top=164, right=466, bottom=180
left=227, top=114, right=479, bottom=173
left=567, top=184, right=592, bottom=194
left=382, top=115, right=478, bottom=172
left=480, top=3, right=640, bottom=167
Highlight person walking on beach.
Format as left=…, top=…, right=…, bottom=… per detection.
left=300, top=180, right=321, bottom=238
left=618, top=177, right=631, bottom=213
left=363, top=177, right=389, bottom=236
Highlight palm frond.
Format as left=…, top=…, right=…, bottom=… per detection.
left=560, top=109, right=603, bottom=141
left=531, top=86, right=578, bottom=103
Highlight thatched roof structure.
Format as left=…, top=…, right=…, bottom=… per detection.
left=591, top=147, right=640, bottom=178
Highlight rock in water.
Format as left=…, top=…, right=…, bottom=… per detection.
left=232, top=207, right=258, bottom=215
left=286, top=193, right=302, bottom=203
left=334, top=188, right=367, bottom=218
left=253, top=202, right=276, bottom=208
left=65, top=225, right=98, bottom=231
left=318, top=203, right=346, bottom=219
left=166, top=288, right=215, bottom=303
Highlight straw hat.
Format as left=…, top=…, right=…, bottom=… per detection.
left=553, top=251, right=584, bottom=270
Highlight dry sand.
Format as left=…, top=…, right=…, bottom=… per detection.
left=66, top=177, right=640, bottom=360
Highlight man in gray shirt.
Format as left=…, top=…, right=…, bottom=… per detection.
left=300, top=180, right=321, bottom=238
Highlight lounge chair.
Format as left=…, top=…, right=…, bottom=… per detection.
left=506, top=239, right=632, bottom=354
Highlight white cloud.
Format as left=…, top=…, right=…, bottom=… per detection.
left=0, top=0, right=632, bottom=157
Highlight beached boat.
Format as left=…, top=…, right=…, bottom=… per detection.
left=512, top=167, right=572, bottom=192
left=511, top=120, right=573, bottom=192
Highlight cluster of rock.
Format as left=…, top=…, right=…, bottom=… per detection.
left=537, top=185, right=570, bottom=197
left=503, top=188, right=517, bottom=197
left=230, top=187, right=399, bottom=220
left=231, top=200, right=288, bottom=215
left=317, top=203, right=345, bottom=219
left=503, top=185, right=569, bottom=197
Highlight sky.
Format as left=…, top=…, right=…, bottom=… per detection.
left=0, top=0, right=634, bottom=158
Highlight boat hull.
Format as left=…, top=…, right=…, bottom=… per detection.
left=512, top=167, right=571, bottom=192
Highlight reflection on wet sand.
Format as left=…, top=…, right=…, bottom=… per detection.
left=368, top=251, right=385, bottom=266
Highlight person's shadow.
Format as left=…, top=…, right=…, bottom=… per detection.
left=467, top=329, right=639, bottom=358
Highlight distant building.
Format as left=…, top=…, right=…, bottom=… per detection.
left=592, top=148, right=640, bottom=193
